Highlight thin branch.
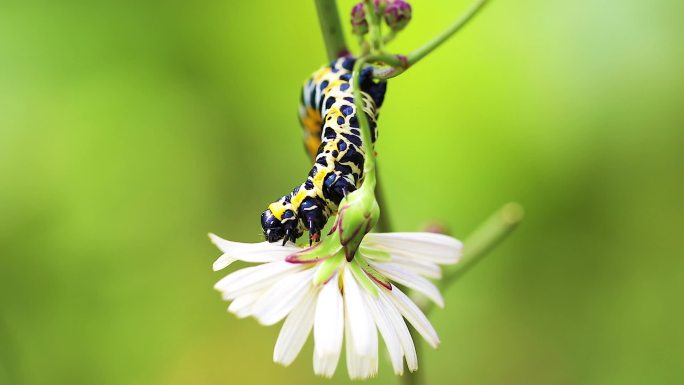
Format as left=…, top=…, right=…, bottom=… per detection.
left=401, top=203, right=522, bottom=385
left=372, top=0, right=489, bottom=80
left=374, top=164, right=393, bottom=232
left=439, top=202, right=524, bottom=290
left=364, top=0, right=383, bottom=53
left=315, top=0, right=349, bottom=61
left=351, top=58, right=376, bottom=176
left=407, top=0, right=488, bottom=65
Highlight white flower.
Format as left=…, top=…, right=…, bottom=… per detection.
left=210, top=231, right=462, bottom=380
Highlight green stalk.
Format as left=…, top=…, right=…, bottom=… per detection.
left=363, top=0, right=383, bottom=53
left=400, top=203, right=523, bottom=385
left=372, top=0, right=489, bottom=80
left=315, top=0, right=348, bottom=61
left=352, top=58, right=376, bottom=180
left=440, top=202, right=524, bottom=290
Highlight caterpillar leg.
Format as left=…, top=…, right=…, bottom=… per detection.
left=323, top=173, right=357, bottom=203
left=298, top=197, right=328, bottom=246
left=281, top=217, right=301, bottom=246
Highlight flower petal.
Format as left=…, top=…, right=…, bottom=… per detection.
left=214, top=261, right=302, bottom=300
left=362, top=286, right=404, bottom=375
left=313, top=273, right=344, bottom=378
left=363, top=232, right=462, bottom=264
left=212, top=253, right=236, bottom=271
left=372, top=262, right=444, bottom=307
left=251, top=268, right=316, bottom=326
left=227, top=291, right=262, bottom=318
left=343, top=267, right=378, bottom=379
left=273, top=286, right=317, bottom=366
left=387, top=287, right=440, bottom=348
left=209, top=233, right=298, bottom=270
left=385, top=254, right=442, bottom=279
left=377, top=288, right=417, bottom=372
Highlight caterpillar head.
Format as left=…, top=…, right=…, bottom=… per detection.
left=261, top=209, right=285, bottom=243
left=261, top=208, right=302, bottom=245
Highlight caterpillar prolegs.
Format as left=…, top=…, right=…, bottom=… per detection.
left=261, top=57, right=387, bottom=245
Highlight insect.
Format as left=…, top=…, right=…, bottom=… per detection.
left=261, top=57, right=387, bottom=245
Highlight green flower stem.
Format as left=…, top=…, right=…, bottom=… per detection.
left=351, top=58, right=376, bottom=186
left=439, top=202, right=524, bottom=290
left=364, top=0, right=383, bottom=53
left=315, top=0, right=348, bottom=61
left=408, top=0, right=488, bottom=65
left=374, top=165, right=393, bottom=233
left=401, top=203, right=523, bottom=385
left=372, top=0, right=489, bottom=80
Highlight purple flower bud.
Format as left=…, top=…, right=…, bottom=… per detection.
left=351, top=2, right=369, bottom=36
left=384, top=0, right=412, bottom=32
left=373, top=0, right=389, bottom=10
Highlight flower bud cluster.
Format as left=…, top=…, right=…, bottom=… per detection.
left=350, top=0, right=412, bottom=36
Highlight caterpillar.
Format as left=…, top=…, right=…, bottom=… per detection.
left=261, top=57, right=387, bottom=245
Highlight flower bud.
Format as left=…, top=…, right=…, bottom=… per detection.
left=334, top=187, right=379, bottom=261
left=384, top=0, right=412, bottom=32
left=373, top=0, right=389, bottom=10
left=351, top=3, right=369, bottom=36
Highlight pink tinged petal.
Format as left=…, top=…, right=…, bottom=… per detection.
left=388, top=287, right=440, bottom=348
left=364, top=232, right=463, bottom=264
left=362, top=287, right=404, bottom=375
left=377, top=288, right=418, bottom=372
left=285, top=236, right=341, bottom=264
left=372, top=262, right=444, bottom=307
left=273, top=287, right=317, bottom=366
left=313, top=274, right=344, bottom=378
left=251, top=268, right=316, bottom=326
left=343, top=267, right=378, bottom=379
left=209, top=233, right=298, bottom=269
left=356, top=256, right=392, bottom=290
left=214, top=261, right=302, bottom=300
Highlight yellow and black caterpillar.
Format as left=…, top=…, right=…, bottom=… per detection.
left=261, top=57, right=387, bottom=245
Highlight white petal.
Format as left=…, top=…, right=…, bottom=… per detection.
left=377, top=288, right=417, bottom=372
left=273, top=286, right=317, bottom=366
left=364, top=232, right=462, bottom=264
left=209, top=233, right=298, bottom=270
left=214, top=261, right=302, bottom=300
left=227, top=291, right=262, bottom=318
left=313, top=274, right=344, bottom=378
left=387, top=287, right=440, bottom=348
left=362, top=286, right=404, bottom=375
left=251, top=268, right=316, bottom=326
left=385, top=254, right=442, bottom=279
left=212, top=253, right=237, bottom=271
left=372, top=262, right=444, bottom=307
left=343, top=267, right=378, bottom=379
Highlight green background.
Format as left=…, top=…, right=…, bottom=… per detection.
left=1, top=0, right=683, bottom=384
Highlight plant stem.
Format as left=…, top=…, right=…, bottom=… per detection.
left=351, top=59, right=376, bottom=177
left=371, top=0, right=489, bottom=80
left=400, top=203, right=523, bottom=385
left=364, top=0, right=383, bottom=53
left=374, top=164, right=393, bottom=232
left=407, top=0, right=488, bottom=65
left=439, top=202, right=524, bottom=291
left=315, top=0, right=349, bottom=61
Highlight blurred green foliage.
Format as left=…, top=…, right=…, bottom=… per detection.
left=1, top=0, right=683, bottom=384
